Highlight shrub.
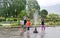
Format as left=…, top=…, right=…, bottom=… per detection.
left=11, top=23, right=19, bottom=26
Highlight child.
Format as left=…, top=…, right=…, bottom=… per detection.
left=26, top=20, right=31, bottom=31
left=21, top=20, right=26, bottom=32
left=24, top=16, right=27, bottom=25
left=20, top=20, right=24, bottom=27
left=23, top=16, right=27, bottom=30
left=20, top=20, right=24, bottom=32
left=20, top=20, right=26, bottom=34
left=41, top=18, right=45, bottom=31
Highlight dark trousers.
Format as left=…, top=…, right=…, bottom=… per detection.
left=24, top=20, right=27, bottom=25
left=27, top=27, right=30, bottom=30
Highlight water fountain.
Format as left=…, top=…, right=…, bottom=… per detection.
left=26, top=0, right=38, bottom=33
left=26, top=0, right=29, bottom=16
left=33, top=10, right=38, bottom=33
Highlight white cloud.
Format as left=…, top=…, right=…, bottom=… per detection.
left=37, top=0, right=60, bottom=7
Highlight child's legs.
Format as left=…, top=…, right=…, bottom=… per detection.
left=23, top=26, right=26, bottom=32
left=27, top=27, right=30, bottom=30
left=41, top=26, right=43, bottom=31
left=43, top=26, right=45, bottom=31
left=41, top=25, right=45, bottom=31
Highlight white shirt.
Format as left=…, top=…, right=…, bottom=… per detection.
left=20, top=21, right=24, bottom=25
left=24, top=16, right=27, bottom=20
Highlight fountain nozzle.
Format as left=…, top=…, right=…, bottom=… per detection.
left=33, top=27, right=38, bottom=33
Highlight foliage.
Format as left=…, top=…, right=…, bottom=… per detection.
left=0, top=0, right=26, bottom=17
left=47, top=13, right=59, bottom=18
left=40, top=9, right=48, bottom=18
left=18, top=10, right=27, bottom=19
left=0, top=0, right=40, bottom=19
left=47, top=14, right=60, bottom=22
left=26, top=0, right=40, bottom=19
left=11, top=23, right=19, bottom=26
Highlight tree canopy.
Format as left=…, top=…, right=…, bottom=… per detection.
left=40, top=9, right=48, bottom=18
left=0, top=0, right=40, bottom=19
left=26, top=0, right=40, bottom=18
left=0, top=0, right=26, bottom=17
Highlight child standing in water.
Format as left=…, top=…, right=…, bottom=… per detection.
left=23, top=16, right=27, bottom=31
left=41, top=18, right=45, bottom=31
left=20, top=20, right=24, bottom=35
left=20, top=20, right=24, bottom=27
left=26, top=20, right=31, bottom=31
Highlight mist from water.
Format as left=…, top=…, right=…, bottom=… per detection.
left=26, top=0, right=29, bottom=16
left=33, top=11, right=38, bottom=26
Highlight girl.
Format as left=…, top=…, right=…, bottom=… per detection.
left=26, top=20, right=31, bottom=31
left=41, top=18, right=45, bottom=31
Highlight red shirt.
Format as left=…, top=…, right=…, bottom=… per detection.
left=26, top=21, right=31, bottom=27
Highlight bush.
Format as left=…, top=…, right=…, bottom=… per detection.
left=11, top=23, right=19, bottom=26
left=0, top=24, right=2, bottom=26
left=14, top=19, right=17, bottom=21
left=0, top=19, right=6, bottom=22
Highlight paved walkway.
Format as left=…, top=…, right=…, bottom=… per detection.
left=0, top=27, right=60, bottom=38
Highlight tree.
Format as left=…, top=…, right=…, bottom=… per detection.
left=47, top=14, right=59, bottom=18
left=8, top=0, right=26, bottom=17
left=26, top=0, right=40, bottom=19
left=47, top=14, right=59, bottom=21
left=0, top=0, right=26, bottom=18
left=18, top=10, right=27, bottom=19
left=40, top=9, right=48, bottom=18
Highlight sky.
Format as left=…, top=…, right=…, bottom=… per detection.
left=36, top=0, right=60, bottom=15
left=37, top=0, right=60, bottom=7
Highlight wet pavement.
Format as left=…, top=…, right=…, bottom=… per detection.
left=0, top=27, right=60, bottom=38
